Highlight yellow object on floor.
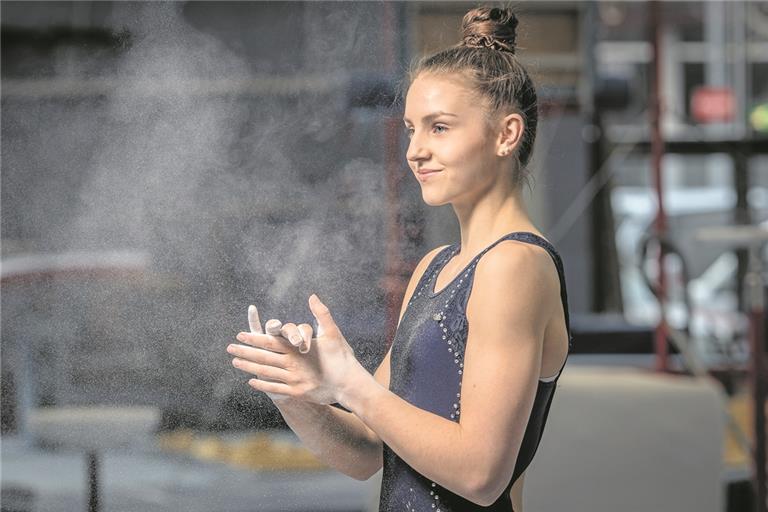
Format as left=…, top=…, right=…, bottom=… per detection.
left=724, top=389, right=767, bottom=470
left=155, top=383, right=764, bottom=478
left=157, top=430, right=327, bottom=471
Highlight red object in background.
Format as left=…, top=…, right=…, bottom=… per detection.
left=691, top=86, right=735, bottom=123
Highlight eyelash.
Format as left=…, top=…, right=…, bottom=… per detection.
left=404, top=124, right=449, bottom=138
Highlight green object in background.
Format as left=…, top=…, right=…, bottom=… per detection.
left=750, top=103, right=768, bottom=133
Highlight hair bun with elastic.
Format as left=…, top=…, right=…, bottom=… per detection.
left=461, top=6, right=518, bottom=54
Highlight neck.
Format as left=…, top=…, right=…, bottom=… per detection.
left=452, top=178, right=535, bottom=256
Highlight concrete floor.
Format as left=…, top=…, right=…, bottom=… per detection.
left=1, top=436, right=379, bottom=512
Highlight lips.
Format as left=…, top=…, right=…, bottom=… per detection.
left=416, top=169, right=442, bottom=182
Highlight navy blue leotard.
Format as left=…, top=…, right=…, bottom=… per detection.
left=378, top=231, right=573, bottom=511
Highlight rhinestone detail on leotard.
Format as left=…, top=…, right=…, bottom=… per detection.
left=424, top=251, right=477, bottom=423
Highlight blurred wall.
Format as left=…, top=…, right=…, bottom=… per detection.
left=1, top=1, right=595, bottom=428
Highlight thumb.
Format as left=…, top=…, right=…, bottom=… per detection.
left=308, top=294, right=339, bottom=338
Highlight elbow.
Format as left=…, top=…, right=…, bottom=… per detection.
left=467, top=483, right=495, bottom=507
left=468, top=466, right=510, bottom=507
left=352, top=444, right=383, bottom=481
left=470, top=482, right=503, bottom=508
left=351, top=462, right=382, bottom=481
left=338, top=459, right=380, bottom=481
left=473, top=487, right=503, bottom=508
left=355, top=464, right=383, bottom=481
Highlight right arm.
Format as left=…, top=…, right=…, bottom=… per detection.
left=273, top=245, right=448, bottom=480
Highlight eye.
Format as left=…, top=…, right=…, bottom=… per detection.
left=404, top=126, right=414, bottom=138
left=432, top=124, right=448, bottom=134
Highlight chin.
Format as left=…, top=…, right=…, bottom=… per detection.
left=420, top=189, right=451, bottom=207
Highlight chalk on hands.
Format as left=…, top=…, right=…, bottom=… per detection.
left=255, top=309, right=312, bottom=354
left=248, top=305, right=263, bottom=334
left=278, top=321, right=309, bottom=353
left=300, top=320, right=320, bottom=354
left=265, top=318, right=283, bottom=336
left=246, top=305, right=285, bottom=401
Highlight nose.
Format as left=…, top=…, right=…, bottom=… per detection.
left=406, top=130, right=430, bottom=164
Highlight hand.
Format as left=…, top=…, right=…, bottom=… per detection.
left=229, top=304, right=297, bottom=402
left=229, top=294, right=364, bottom=406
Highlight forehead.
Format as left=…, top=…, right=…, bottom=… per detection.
left=404, top=73, right=477, bottom=119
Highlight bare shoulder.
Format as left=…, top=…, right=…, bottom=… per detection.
left=477, top=239, right=558, bottom=290
left=467, top=240, right=559, bottom=334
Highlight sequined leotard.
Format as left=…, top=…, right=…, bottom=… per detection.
left=378, top=231, right=573, bottom=511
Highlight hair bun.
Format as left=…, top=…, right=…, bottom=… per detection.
left=461, top=6, right=518, bottom=54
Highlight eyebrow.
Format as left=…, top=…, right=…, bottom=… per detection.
left=402, top=111, right=458, bottom=124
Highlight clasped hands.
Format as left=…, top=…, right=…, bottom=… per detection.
left=227, top=294, right=363, bottom=406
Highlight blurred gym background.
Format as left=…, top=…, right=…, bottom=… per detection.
left=1, top=2, right=767, bottom=511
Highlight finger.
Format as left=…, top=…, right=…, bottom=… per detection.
left=279, top=323, right=304, bottom=349
left=248, top=305, right=263, bottom=334
left=308, top=294, right=339, bottom=338
left=236, top=332, right=290, bottom=354
left=227, top=344, right=288, bottom=369
left=297, top=324, right=313, bottom=353
left=265, top=319, right=283, bottom=337
left=232, top=357, right=293, bottom=383
left=248, top=377, right=293, bottom=398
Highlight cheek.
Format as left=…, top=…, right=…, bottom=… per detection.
left=444, top=138, right=489, bottom=179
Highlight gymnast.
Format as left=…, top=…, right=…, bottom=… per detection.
left=227, top=6, right=573, bottom=511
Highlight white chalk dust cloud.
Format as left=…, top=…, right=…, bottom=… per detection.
left=2, top=2, right=394, bottom=426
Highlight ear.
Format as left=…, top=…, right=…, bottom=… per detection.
left=496, top=112, right=525, bottom=157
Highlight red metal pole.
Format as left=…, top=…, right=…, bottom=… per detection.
left=649, top=0, right=670, bottom=373
left=381, top=2, right=407, bottom=344
left=746, top=248, right=768, bottom=512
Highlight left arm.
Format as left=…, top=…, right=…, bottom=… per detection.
left=340, top=242, right=557, bottom=505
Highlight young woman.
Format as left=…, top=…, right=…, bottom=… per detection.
left=227, top=6, right=573, bottom=511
